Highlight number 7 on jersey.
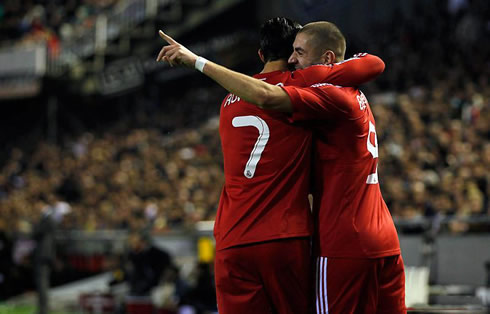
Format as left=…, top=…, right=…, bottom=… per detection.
left=232, top=116, right=270, bottom=179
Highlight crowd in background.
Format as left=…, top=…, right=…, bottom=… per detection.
left=0, top=116, right=224, bottom=235
left=363, top=0, right=489, bottom=232
left=0, top=0, right=488, bottom=303
left=0, top=0, right=119, bottom=55
left=373, top=85, right=488, bottom=232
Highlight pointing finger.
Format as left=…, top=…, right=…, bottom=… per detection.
left=159, top=30, right=178, bottom=45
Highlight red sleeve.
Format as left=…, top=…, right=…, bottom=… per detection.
left=282, top=84, right=357, bottom=121
left=290, top=53, right=385, bottom=87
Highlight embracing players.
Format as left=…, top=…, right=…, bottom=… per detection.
left=157, top=19, right=405, bottom=314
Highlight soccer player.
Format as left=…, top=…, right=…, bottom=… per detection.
left=157, top=20, right=392, bottom=313
left=286, top=23, right=406, bottom=314
left=212, top=18, right=312, bottom=314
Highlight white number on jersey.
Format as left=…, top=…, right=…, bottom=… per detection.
left=366, top=121, right=379, bottom=184
left=232, top=116, right=270, bottom=179
left=357, top=91, right=368, bottom=111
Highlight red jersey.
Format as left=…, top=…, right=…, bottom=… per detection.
left=215, top=54, right=385, bottom=251
left=282, top=83, right=401, bottom=258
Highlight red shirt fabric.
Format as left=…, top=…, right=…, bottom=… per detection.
left=216, top=71, right=312, bottom=251
left=214, top=54, right=386, bottom=251
left=282, top=84, right=401, bottom=258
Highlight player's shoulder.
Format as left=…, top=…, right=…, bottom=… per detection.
left=253, top=70, right=290, bottom=83
left=254, top=71, right=299, bottom=91
left=338, top=88, right=371, bottom=116
left=315, top=85, right=365, bottom=114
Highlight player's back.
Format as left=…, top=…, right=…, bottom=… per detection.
left=215, top=70, right=313, bottom=250
left=280, top=81, right=400, bottom=258
left=311, top=87, right=401, bottom=258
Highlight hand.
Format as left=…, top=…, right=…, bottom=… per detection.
left=156, top=30, right=198, bottom=68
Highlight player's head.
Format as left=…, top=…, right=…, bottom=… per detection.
left=259, top=17, right=302, bottom=63
left=288, top=21, right=346, bottom=70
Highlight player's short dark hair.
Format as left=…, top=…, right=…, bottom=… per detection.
left=260, top=17, right=302, bottom=62
left=299, top=21, right=346, bottom=61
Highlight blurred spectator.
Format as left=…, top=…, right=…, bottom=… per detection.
left=179, top=262, right=217, bottom=314
left=0, top=0, right=119, bottom=46
left=0, top=218, right=13, bottom=300
left=125, top=231, right=173, bottom=297
left=33, top=201, right=71, bottom=314
left=151, top=263, right=189, bottom=313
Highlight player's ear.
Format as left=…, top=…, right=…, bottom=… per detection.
left=258, top=49, right=265, bottom=64
left=322, top=50, right=336, bottom=65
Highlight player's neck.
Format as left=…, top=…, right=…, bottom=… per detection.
left=260, top=59, right=288, bottom=73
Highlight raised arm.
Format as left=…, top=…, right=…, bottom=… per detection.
left=296, top=53, right=385, bottom=87
left=156, top=30, right=293, bottom=112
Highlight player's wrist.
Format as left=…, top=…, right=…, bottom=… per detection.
left=195, top=56, right=208, bottom=72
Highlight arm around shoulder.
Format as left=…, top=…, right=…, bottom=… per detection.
left=202, top=60, right=293, bottom=112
